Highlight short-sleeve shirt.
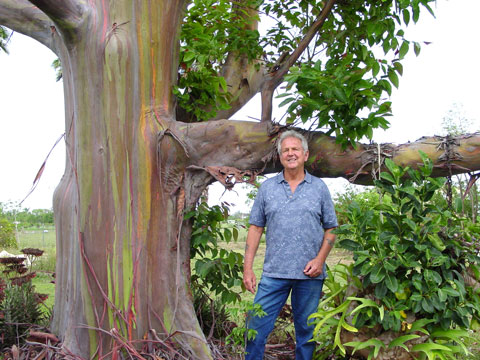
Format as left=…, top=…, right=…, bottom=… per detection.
left=249, top=171, right=338, bottom=280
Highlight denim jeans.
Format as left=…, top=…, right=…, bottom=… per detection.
left=245, top=276, right=324, bottom=360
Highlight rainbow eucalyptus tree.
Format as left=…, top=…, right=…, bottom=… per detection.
left=1, top=0, right=479, bottom=358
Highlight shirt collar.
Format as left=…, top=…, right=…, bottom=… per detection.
left=276, top=170, right=312, bottom=184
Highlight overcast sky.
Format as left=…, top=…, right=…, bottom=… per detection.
left=0, top=0, right=479, bottom=213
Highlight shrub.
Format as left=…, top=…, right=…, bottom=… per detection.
left=0, top=217, right=16, bottom=248
left=311, top=153, right=480, bottom=359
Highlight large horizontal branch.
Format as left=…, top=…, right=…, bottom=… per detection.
left=0, top=0, right=56, bottom=51
left=172, top=120, right=480, bottom=186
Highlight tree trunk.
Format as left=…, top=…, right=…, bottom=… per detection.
left=39, top=1, right=211, bottom=358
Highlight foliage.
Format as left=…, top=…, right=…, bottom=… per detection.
left=189, top=201, right=266, bottom=353
left=51, top=58, right=63, bottom=82
left=311, top=153, right=480, bottom=359
left=188, top=201, right=244, bottom=303
left=174, top=0, right=439, bottom=147
left=0, top=202, right=54, bottom=229
left=0, top=250, right=50, bottom=350
left=175, top=0, right=263, bottom=121
left=0, top=26, right=9, bottom=54
left=0, top=217, right=16, bottom=248
left=225, top=300, right=266, bottom=352
left=266, top=0, right=434, bottom=147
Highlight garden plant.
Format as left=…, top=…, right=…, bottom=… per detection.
left=311, top=152, right=480, bottom=359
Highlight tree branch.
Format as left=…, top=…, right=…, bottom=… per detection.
left=211, top=0, right=267, bottom=120
left=28, top=0, right=87, bottom=44
left=173, top=120, right=480, bottom=186
left=275, top=0, right=337, bottom=81
left=259, top=0, right=337, bottom=122
left=0, top=0, right=56, bottom=51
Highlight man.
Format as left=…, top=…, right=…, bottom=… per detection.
left=243, top=130, right=338, bottom=360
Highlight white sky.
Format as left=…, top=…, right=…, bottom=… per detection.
left=0, top=0, right=479, bottom=213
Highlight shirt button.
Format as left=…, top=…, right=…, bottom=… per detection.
left=289, top=195, right=292, bottom=198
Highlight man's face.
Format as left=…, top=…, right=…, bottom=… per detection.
left=279, top=137, right=309, bottom=171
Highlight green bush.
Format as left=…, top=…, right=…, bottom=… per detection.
left=0, top=217, right=16, bottom=248
left=311, top=152, right=480, bottom=359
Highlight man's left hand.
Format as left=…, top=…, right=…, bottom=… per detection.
left=303, top=258, right=323, bottom=278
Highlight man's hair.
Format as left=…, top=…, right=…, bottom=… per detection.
left=277, top=130, right=309, bottom=155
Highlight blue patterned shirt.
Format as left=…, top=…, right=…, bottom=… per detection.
left=249, top=171, right=338, bottom=280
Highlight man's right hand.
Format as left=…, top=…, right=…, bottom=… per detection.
left=243, top=269, right=257, bottom=294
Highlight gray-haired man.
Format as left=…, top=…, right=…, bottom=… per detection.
left=243, top=130, right=338, bottom=360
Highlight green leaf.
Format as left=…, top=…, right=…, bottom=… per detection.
left=388, top=334, right=421, bottom=351
left=388, top=69, right=399, bottom=88
left=344, top=338, right=385, bottom=358
left=278, top=97, right=295, bottom=107
left=223, top=228, right=232, bottom=242
left=218, top=76, right=227, bottom=92
left=398, top=41, right=409, bottom=59
left=414, top=42, right=421, bottom=56
left=370, top=263, right=386, bottom=284
left=183, top=50, right=196, bottom=62
left=402, top=9, right=410, bottom=25
left=412, top=342, right=452, bottom=353
left=385, top=272, right=399, bottom=293
left=348, top=297, right=384, bottom=321
left=384, top=158, right=399, bottom=177
left=440, top=286, right=459, bottom=297
left=380, top=172, right=395, bottom=184
left=333, top=87, right=348, bottom=103
left=421, top=298, right=434, bottom=313
left=338, top=239, right=361, bottom=251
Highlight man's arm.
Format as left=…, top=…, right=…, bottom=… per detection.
left=243, top=224, right=264, bottom=294
left=303, top=227, right=336, bottom=278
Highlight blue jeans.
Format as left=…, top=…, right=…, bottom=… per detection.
left=245, top=276, right=324, bottom=360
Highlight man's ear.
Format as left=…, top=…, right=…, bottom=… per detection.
left=304, top=150, right=309, bottom=160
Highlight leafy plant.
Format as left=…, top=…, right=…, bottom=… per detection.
left=311, top=152, right=480, bottom=359
left=0, top=250, right=50, bottom=350
left=225, top=300, right=266, bottom=353
left=188, top=201, right=245, bottom=305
